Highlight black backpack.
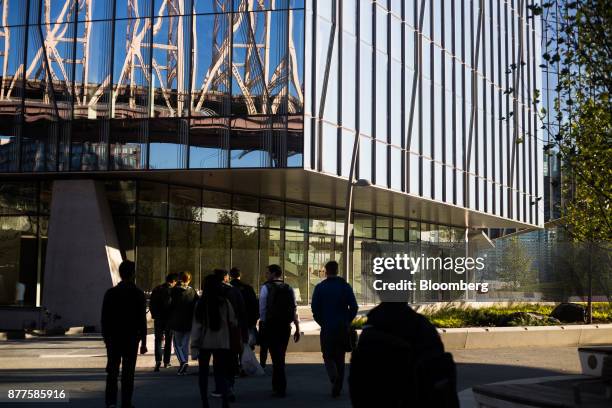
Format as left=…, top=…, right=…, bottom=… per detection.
left=265, top=281, right=296, bottom=325
left=149, top=284, right=172, bottom=320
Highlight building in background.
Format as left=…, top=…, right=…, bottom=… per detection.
left=0, top=0, right=544, bottom=329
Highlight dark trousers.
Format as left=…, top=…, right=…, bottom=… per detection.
left=198, top=349, right=232, bottom=408
left=154, top=319, right=172, bottom=364
left=263, top=323, right=291, bottom=394
left=259, top=344, right=269, bottom=368
left=105, top=339, right=139, bottom=407
left=321, top=328, right=348, bottom=393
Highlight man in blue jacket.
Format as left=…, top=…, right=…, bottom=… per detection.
left=311, top=260, right=358, bottom=398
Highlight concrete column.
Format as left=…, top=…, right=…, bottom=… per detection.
left=42, top=180, right=123, bottom=330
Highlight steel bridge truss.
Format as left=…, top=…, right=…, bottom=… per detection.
left=0, top=0, right=303, bottom=118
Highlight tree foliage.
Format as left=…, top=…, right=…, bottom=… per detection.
left=539, top=0, right=612, bottom=242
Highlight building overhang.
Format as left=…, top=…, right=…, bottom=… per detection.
left=2, top=168, right=542, bottom=230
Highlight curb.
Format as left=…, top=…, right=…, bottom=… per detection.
left=286, top=324, right=612, bottom=352
left=439, top=324, right=612, bottom=350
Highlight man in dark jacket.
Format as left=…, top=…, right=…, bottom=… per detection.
left=101, top=260, right=147, bottom=408
left=311, top=260, right=358, bottom=397
left=349, top=302, right=459, bottom=408
left=229, top=267, right=259, bottom=342
left=169, top=271, right=198, bottom=375
left=212, top=268, right=247, bottom=400
left=149, top=273, right=178, bottom=371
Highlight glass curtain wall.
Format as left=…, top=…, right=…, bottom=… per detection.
left=0, top=0, right=305, bottom=173
left=0, top=182, right=51, bottom=306
left=105, top=179, right=466, bottom=303
left=304, top=0, right=544, bottom=227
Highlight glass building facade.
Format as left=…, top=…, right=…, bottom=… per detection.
left=106, top=179, right=466, bottom=304
left=304, top=0, right=544, bottom=226
left=0, top=0, right=546, bottom=312
left=0, top=0, right=305, bottom=171
left=0, top=181, right=50, bottom=306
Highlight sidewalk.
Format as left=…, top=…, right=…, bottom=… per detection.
left=0, top=335, right=583, bottom=407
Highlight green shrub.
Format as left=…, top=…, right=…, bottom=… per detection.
left=349, top=302, right=612, bottom=329
left=423, top=302, right=612, bottom=328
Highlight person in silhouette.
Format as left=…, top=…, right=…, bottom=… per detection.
left=149, top=273, right=178, bottom=371
left=191, top=274, right=237, bottom=408
left=311, top=260, right=358, bottom=397
left=259, top=264, right=301, bottom=397
left=101, top=260, right=147, bottom=408
left=229, top=267, right=259, bottom=347
left=169, top=271, right=199, bottom=375
left=349, top=302, right=459, bottom=407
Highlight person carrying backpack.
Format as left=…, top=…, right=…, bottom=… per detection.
left=149, top=273, right=178, bottom=371
left=258, top=264, right=300, bottom=397
left=348, top=302, right=459, bottom=408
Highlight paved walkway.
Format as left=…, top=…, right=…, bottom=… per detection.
left=0, top=335, right=583, bottom=407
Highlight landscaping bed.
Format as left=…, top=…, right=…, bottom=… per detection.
left=351, top=302, right=612, bottom=329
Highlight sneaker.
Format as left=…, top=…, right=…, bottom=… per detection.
left=164, top=362, right=172, bottom=368
left=154, top=362, right=161, bottom=372
left=210, top=391, right=222, bottom=398
left=177, top=363, right=188, bottom=376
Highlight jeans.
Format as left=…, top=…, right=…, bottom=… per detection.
left=262, top=323, right=291, bottom=394
left=173, top=330, right=190, bottom=365
left=105, top=338, right=139, bottom=407
left=154, top=319, right=172, bottom=364
left=198, top=349, right=232, bottom=408
left=320, top=327, right=348, bottom=393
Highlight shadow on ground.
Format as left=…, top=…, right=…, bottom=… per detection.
left=0, top=361, right=568, bottom=408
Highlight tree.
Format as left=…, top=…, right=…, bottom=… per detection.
left=537, top=0, right=612, bottom=242
left=497, top=237, right=538, bottom=291
left=535, top=0, right=612, bottom=321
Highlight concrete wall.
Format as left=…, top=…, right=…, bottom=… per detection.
left=286, top=324, right=612, bottom=352
left=438, top=324, right=612, bottom=349
left=42, top=180, right=122, bottom=329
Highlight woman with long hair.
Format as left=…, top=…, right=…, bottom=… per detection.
left=191, top=274, right=237, bottom=408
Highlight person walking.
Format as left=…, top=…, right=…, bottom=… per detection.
left=101, top=260, right=147, bottom=408
left=212, top=269, right=247, bottom=400
left=149, top=273, right=178, bottom=371
left=169, top=271, right=198, bottom=375
left=258, top=264, right=300, bottom=397
left=348, top=302, right=459, bottom=407
left=229, top=267, right=259, bottom=347
left=191, top=274, right=238, bottom=408
left=311, top=260, right=358, bottom=397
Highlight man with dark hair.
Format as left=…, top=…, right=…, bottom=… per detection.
left=169, top=271, right=198, bottom=376
left=311, top=260, right=358, bottom=397
left=229, top=267, right=259, bottom=345
left=211, top=268, right=247, bottom=401
left=259, top=264, right=300, bottom=397
left=101, top=260, right=147, bottom=408
left=149, top=273, right=178, bottom=371
left=349, top=303, right=459, bottom=407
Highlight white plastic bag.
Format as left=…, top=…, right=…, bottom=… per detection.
left=241, top=344, right=264, bottom=376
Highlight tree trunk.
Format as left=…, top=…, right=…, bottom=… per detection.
left=587, top=242, right=593, bottom=324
